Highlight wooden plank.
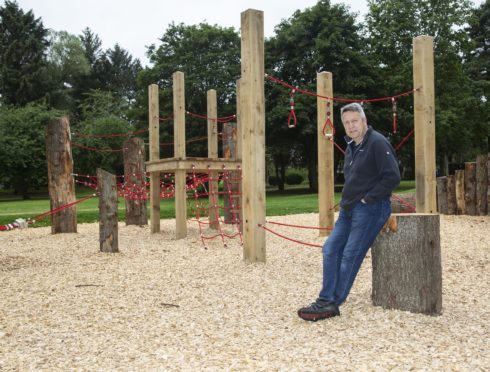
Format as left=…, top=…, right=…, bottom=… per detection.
left=123, top=137, right=148, bottom=226
left=173, top=71, right=187, bottom=238
left=241, top=9, right=266, bottom=262
left=146, top=158, right=242, bottom=173
left=464, top=162, right=477, bottom=216
left=455, top=169, right=465, bottom=215
left=45, top=116, right=77, bottom=234
left=436, top=176, right=448, bottom=214
left=446, top=175, right=456, bottom=215
left=372, top=213, right=442, bottom=315
left=476, top=154, right=488, bottom=215
left=207, top=89, right=219, bottom=230
left=317, top=72, right=334, bottom=237
left=97, top=168, right=118, bottom=253
left=148, top=84, right=160, bottom=233
left=413, top=36, right=437, bottom=213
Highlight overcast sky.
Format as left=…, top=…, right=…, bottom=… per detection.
left=10, top=0, right=369, bottom=66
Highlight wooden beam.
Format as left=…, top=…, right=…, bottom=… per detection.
left=207, top=89, right=219, bottom=230
left=146, top=158, right=242, bottom=173
left=173, top=71, right=187, bottom=239
left=45, top=116, right=77, bottom=234
left=317, top=72, right=335, bottom=237
left=413, top=36, right=437, bottom=213
left=148, top=84, right=160, bottom=233
left=241, top=9, right=266, bottom=262
left=97, top=168, right=118, bottom=253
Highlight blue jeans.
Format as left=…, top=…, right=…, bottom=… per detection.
left=319, top=198, right=391, bottom=306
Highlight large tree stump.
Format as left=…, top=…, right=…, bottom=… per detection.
left=372, top=213, right=442, bottom=315
left=97, top=168, right=118, bottom=253
left=45, top=116, right=77, bottom=234
left=476, top=154, right=488, bottom=216
left=455, top=170, right=465, bottom=215
left=464, top=162, right=477, bottom=215
left=123, top=137, right=148, bottom=226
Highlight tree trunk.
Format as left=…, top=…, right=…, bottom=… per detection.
left=97, top=168, right=118, bottom=253
left=476, top=154, right=488, bottom=216
left=436, top=176, right=448, bottom=214
left=123, top=137, right=148, bottom=226
left=45, top=116, right=77, bottom=233
left=372, top=213, right=442, bottom=315
left=464, top=162, right=476, bottom=216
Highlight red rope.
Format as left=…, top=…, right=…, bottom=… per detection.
left=266, top=73, right=419, bottom=103
left=30, top=194, right=97, bottom=222
left=288, top=89, right=297, bottom=128
left=186, top=111, right=237, bottom=123
left=266, top=220, right=333, bottom=230
left=391, top=194, right=416, bottom=213
left=259, top=224, right=322, bottom=248
left=392, top=98, right=397, bottom=134
left=394, top=128, right=415, bottom=152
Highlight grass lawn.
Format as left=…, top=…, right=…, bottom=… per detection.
left=0, top=180, right=415, bottom=227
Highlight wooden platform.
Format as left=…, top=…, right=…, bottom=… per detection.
left=145, top=157, right=242, bottom=173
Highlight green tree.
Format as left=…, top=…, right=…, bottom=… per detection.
left=0, top=0, right=50, bottom=105
left=0, top=104, right=64, bottom=198
left=366, top=0, right=485, bottom=173
left=266, top=0, right=374, bottom=190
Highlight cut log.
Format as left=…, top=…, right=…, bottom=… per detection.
left=464, top=162, right=477, bottom=216
left=436, top=177, right=448, bottom=214
left=123, top=137, right=148, bottom=226
left=446, top=175, right=456, bottom=215
left=455, top=170, right=465, bottom=215
left=372, top=213, right=442, bottom=315
left=45, top=116, right=77, bottom=233
left=476, top=154, right=488, bottom=216
left=97, top=168, right=118, bottom=253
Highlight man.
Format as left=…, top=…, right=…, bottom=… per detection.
left=298, top=102, right=401, bottom=321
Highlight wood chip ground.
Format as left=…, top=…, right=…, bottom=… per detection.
left=1, top=214, right=489, bottom=370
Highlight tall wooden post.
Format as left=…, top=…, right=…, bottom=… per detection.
left=123, top=137, right=148, bottom=225
left=436, top=176, right=448, bottom=214
left=148, top=84, right=161, bottom=233
left=45, top=116, right=77, bottom=234
left=207, top=89, right=219, bottom=230
left=236, top=79, right=243, bottom=232
left=476, top=154, right=488, bottom=215
left=241, top=9, right=266, bottom=262
left=446, top=175, right=456, bottom=215
left=413, top=36, right=437, bottom=213
left=173, top=71, right=187, bottom=239
left=97, top=168, right=118, bottom=253
left=223, top=122, right=239, bottom=224
left=317, top=72, right=335, bottom=237
left=455, top=169, right=465, bottom=215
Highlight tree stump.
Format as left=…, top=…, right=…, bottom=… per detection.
left=372, top=213, right=442, bottom=315
left=446, top=175, right=456, bottom=215
left=123, top=137, right=148, bottom=226
left=436, top=177, right=448, bottom=214
left=97, top=168, right=118, bottom=253
left=45, top=116, right=77, bottom=233
left=455, top=170, right=465, bottom=215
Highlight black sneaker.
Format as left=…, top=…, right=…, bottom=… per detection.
left=297, top=298, right=340, bottom=321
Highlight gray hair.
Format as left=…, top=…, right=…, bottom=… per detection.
left=340, top=102, right=366, bottom=119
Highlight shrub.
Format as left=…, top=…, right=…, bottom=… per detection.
left=285, top=172, right=304, bottom=185
left=268, top=176, right=278, bottom=186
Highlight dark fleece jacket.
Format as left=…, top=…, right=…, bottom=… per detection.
left=340, top=126, right=401, bottom=210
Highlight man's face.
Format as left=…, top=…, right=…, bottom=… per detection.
left=341, top=111, right=368, bottom=143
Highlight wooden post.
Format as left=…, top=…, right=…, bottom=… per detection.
left=317, top=72, right=335, bottom=237
left=476, top=154, right=488, bottom=215
left=207, top=89, right=219, bottom=230
left=372, top=213, right=442, bottom=315
left=97, top=168, right=118, bottom=253
left=464, top=162, right=477, bottom=216
left=436, top=176, right=448, bottom=214
left=455, top=169, right=465, bottom=215
left=413, top=36, right=437, bottom=213
left=45, top=116, right=77, bottom=234
left=446, top=175, right=456, bottom=215
left=236, top=79, right=243, bottom=232
left=148, top=84, right=161, bottom=233
left=488, top=154, right=490, bottom=216
left=173, top=71, right=187, bottom=239
left=223, top=122, right=238, bottom=223
left=123, top=137, right=148, bottom=226
left=241, top=9, right=266, bottom=262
